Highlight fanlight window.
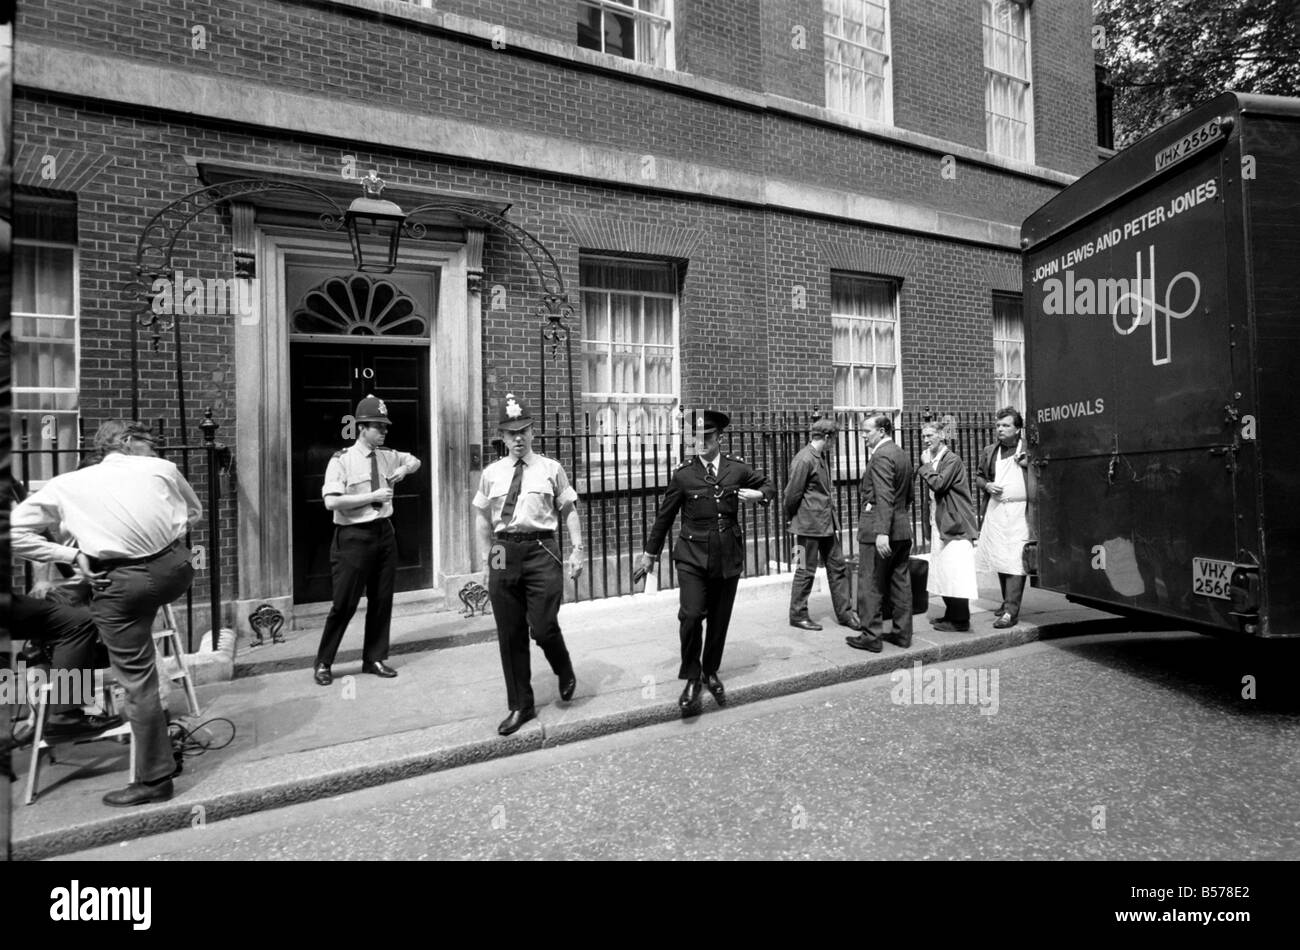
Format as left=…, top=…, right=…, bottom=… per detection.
left=291, top=274, right=428, bottom=337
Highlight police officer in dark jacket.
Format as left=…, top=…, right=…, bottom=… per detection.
left=637, top=410, right=776, bottom=712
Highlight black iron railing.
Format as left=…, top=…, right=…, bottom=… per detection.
left=503, top=409, right=997, bottom=602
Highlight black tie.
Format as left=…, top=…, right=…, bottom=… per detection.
left=500, top=458, right=525, bottom=526
left=370, top=451, right=382, bottom=510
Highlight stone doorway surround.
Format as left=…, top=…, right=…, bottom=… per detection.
left=217, top=180, right=497, bottom=638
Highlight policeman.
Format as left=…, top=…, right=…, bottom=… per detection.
left=637, top=410, right=775, bottom=712
left=473, top=392, right=585, bottom=736
left=313, top=394, right=421, bottom=686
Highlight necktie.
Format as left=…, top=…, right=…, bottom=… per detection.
left=370, top=451, right=382, bottom=510
left=706, top=460, right=716, bottom=482
left=499, top=458, right=525, bottom=527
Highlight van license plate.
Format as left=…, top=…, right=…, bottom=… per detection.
left=1192, top=558, right=1233, bottom=600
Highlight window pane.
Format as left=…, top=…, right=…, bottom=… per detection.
left=875, top=366, right=896, bottom=407
left=583, top=342, right=611, bottom=393
left=832, top=317, right=852, bottom=362
left=581, top=291, right=610, bottom=341
left=994, top=343, right=1006, bottom=377
left=606, top=10, right=636, bottom=58
left=1007, top=343, right=1023, bottom=376
left=855, top=367, right=873, bottom=407
left=577, top=5, right=603, bottom=51
left=14, top=245, right=75, bottom=315
left=834, top=365, right=851, bottom=407
left=875, top=321, right=895, bottom=361
left=853, top=319, right=874, bottom=363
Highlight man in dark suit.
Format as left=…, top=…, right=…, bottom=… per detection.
left=637, top=410, right=776, bottom=713
left=784, top=418, right=859, bottom=631
left=846, top=413, right=915, bottom=653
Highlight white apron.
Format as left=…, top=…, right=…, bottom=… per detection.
left=929, top=506, right=979, bottom=599
left=975, top=440, right=1029, bottom=576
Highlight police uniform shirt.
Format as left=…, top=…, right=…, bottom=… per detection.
left=322, top=442, right=419, bottom=525
left=473, top=451, right=578, bottom=533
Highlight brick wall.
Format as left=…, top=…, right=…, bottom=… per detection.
left=891, top=0, right=986, bottom=150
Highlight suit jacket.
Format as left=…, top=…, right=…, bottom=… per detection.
left=917, top=448, right=978, bottom=541
left=783, top=444, right=838, bottom=536
left=857, top=439, right=914, bottom=542
left=645, top=453, right=777, bottom=578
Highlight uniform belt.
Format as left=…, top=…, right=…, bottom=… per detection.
left=89, top=539, right=183, bottom=572
left=495, top=531, right=554, bottom=541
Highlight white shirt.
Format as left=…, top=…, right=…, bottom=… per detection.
left=12, top=453, right=203, bottom=562
left=473, top=451, right=578, bottom=533
left=321, top=441, right=421, bottom=525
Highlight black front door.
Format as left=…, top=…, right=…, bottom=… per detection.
left=289, top=342, right=434, bottom=603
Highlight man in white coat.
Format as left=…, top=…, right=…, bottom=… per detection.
left=974, top=407, right=1031, bottom=628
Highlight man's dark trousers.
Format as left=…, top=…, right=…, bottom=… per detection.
left=488, top=537, right=572, bottom=711
left=316, top=520, right=397, bottom=667
left=12, top=594, right=101, bottom=717
left=789, top=534, right=853, bottom=624
left=676, top=562, right=740, bottom=680
left=997, top=573, right=1026, bottom=621
left=89, top=545, right=194, bottom=784
left=858, top=539, right=913, bottom=640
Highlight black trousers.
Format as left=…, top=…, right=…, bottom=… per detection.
left=941, top=596, right=971, bottom=624
left=12, top=593, right=101, bottom=717
left=676, top=563, right=740, bottom=680
left=789, top=534, right=855, bottom=624
left=488, top=537, right=572, bottom=711
left=857, top=539, right=913, bottom=640
left=316, top=520, right=397, bottom=667
left=997, top=573, right=1027, bottom=621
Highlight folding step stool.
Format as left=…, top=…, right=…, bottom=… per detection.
left=24, top=601, right=201, bottom=804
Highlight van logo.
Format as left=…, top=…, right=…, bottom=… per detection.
left=1110, top=243, right=1200, bottom=366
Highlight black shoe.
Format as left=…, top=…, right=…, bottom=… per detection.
left=845, top=633, right=883, bottom=653
left=43, top=714, right=125, bottom=743
left=840, top=613, right=863, bottom=630
left=931, top=619, right=970, bottom=633
left=883, top=631, right=913, bottom=649
left=703, top=673, right=727, bottom=706
left=992, top=613, right=1017, bottom=629
left=313, top=663, right=333, bottom=686
left=362, top=660, right=398, bottom=678
left=103, top=778, right=173, bottom=807
left=790, top=619, right=823, bottom=631
left=497, top=707, right=536, bottom=736
left=559, top=670, right=577, bottom=701
left=678, top=679, right=702, bottom=712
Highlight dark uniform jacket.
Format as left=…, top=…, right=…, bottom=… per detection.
left=857, top=439, right=914, bottom=542
left=917, top=448, right=979, bottom=541
left=645, top=453, right=777, bottom=578
left=783, top=444, right=838, bottom=537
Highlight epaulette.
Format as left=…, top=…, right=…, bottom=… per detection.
left=676, top=459, right=693, bottom=469
left=725, top=454, right=745, bottom=462
left=331, top=450, right=346, bottom=459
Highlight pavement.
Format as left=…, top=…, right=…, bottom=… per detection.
left=7, top=570, right=1131, bottom=860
